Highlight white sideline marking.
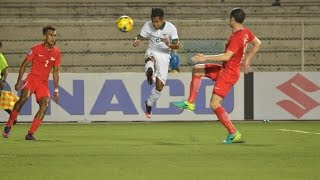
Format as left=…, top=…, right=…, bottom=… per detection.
left=0, top=154, right=16, bottom=158
left=278, top=129, right=320, bottom=135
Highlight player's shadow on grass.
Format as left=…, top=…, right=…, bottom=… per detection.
left=13, top=139, right=65, bottom=143
left=217, top=143, right=275, bottom=147
left=239, top=144, right=275, bottom=147
left=155, top=142, right=202, bottom=146
left=36, top=139, right=65, bottom=142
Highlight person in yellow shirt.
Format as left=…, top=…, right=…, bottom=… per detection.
left=0, top=41, right=8, bottom=89
left=0, top=41, right=18, bottom=124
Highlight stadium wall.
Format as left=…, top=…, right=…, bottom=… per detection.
left=0, top=72, right=318, bottom=122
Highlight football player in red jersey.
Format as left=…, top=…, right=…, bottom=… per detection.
left=173, top=8, right=261, bottom=144
left=2, top=25, right=61, bottom=140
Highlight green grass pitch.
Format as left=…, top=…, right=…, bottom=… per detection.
left=1, top=121, right=319, bottom=180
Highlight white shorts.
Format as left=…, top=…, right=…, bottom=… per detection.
left=144, top=50, right=170, bottom=85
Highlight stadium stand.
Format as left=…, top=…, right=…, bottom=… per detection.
left=0, top=0, right=319, bottom=72
left=1, top=0, right=320, bottom=19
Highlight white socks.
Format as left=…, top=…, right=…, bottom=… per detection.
left=147, top=87, right=161, bottom=106
left=145, top=61, right=154, bottom=72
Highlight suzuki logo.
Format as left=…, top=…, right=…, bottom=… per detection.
left=276, top=73, right=320, bottom=118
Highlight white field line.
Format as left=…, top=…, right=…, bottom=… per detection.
left=0, top=154, right=16, bottom=158
left=246, top=128, right=320, bottom=135
left=46, top=128, right=320, bottom=135
left=278, top=129, right=320, bottom=135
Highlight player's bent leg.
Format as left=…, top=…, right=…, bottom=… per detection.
left=145, top=57, right=155, bottom=85
left=145, top=79, right=163, bottom=118
left=146, top=67, right=153, bottom=85
left=173, top=64, right=205, bottom=111
left=25, top=97, right=49, bottom=140
left=4, top=89, right=30, bottom=129
left=211, top=94, right=241, bottom=143
left=145, top=101, right=152, bottom=119
left=2, top=111, right=17, bottom=138
left=26, top=118, right=42, bottom=140
left=4, top=109, right=17, bottom=125
left=187, top=74, right=202, bottom=105
left=192, top=64, right=206, bottom=77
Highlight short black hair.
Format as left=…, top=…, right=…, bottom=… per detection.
left=0, top=41, right=2, bottom=48
left=151, top=8, right=164, bottom=18
left=230, top=8, right=246, bottom=23
left=42, top=25, right=56, bottom=35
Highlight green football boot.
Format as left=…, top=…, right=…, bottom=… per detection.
left=173, top=101, right=195, bottom=111
left=223, top=131, right=242, bottom=144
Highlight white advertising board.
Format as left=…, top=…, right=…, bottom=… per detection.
left=254, top=72, right=320, bottom=120
left=0, top=73, right=245, bottom=122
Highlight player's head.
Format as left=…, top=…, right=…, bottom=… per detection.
left=42, top=25, right=57, bottom=46
left=151, top=8, right=165, bottom=30
left=229, top=8, right=245, bottom=27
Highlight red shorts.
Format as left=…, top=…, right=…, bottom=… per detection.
left=22, top=77, right=50, bottom=101
left=204, top=64, right=239, bottom=98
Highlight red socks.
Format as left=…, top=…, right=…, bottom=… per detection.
left=6, top=110, right=19, bottom=127
left=188, top=75, right=201, bottom=103
left=6, top=110, right=42, bottom=135
left=214, top=106, right=236, bottom=134
left=28, top=118, right=42, bottom=134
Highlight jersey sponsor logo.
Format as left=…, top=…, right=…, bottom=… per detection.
left=50, top=57, right=55, bottom=61
left=38, top=54, right=44, bottom=57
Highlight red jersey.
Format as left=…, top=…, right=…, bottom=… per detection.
left=224, top=27, right=255, bottom=74
left=26, top=43, right=61, bottom=81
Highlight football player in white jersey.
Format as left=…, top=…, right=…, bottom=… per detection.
left=133, top=8, right=180, bottom=118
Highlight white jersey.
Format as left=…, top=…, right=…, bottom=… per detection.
left=139, top=21, right=179, bottom=54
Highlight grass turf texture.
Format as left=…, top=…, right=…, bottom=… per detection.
left=1, top=121, right=319, bottom=180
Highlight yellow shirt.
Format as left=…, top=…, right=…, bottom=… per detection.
left=0, top=53, right=8, bottom=79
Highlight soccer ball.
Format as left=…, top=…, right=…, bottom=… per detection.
left=116, top=15, right=134, bottom=32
